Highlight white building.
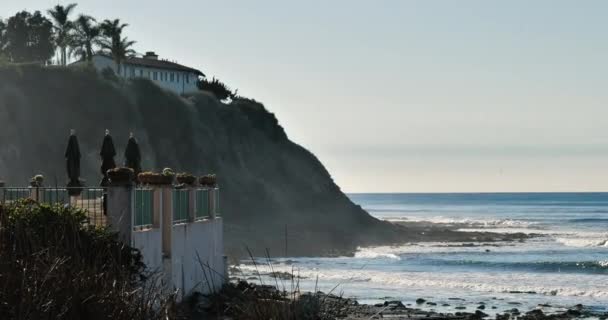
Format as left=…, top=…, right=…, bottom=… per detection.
left=78, top=52, right=205, bottom=95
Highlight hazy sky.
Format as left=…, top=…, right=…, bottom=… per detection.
left=2, top=1, right=608, bottom=192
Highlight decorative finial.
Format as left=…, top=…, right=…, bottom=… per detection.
left=70, top=129, right=76, bottom=136
left=105, top=129, right=110, bottom=136
left=129, top=132, right=134, bottom=138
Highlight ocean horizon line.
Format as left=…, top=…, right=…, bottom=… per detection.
left=347, top=191, right=608, bottom=195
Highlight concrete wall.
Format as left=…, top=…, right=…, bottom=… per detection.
left=171, top=218, right=224, bottom=298
left=132, top=228, right=163, bottom=273
left=107, top=185, right=225, bottom=300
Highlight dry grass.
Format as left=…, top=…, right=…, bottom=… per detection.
left=197, top=248, right=338, bottom=320
left=0, top=199, right=175, bottom=319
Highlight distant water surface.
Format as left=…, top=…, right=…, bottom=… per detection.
left=239, top=193, right=608, bottom=314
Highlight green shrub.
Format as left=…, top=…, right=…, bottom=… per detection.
left=0, top=199, right=175, bottom=319
left=196, top=76, right=234, bottom=101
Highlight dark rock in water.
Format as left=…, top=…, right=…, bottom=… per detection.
left=374, top=303, right=384, bottom=307
left=426, top=302, right=437, bottom=306
left=474, top=310, right=489, bottom=318
left=508, top=302, right=522, bottom=305
left=442, top=303, right=450, bottom=307
left=496, top=314, right=510, bottom=320
left=566, top=309, right=582, bottom=317
left=477, top=305, right=485, bottom=310
left=538, top=303, right=551, bottom=307
left=491, top=306, right=497, bottom=309
left=416, top=298, right=426, bottom=304
left=524, top=309, right=545, bottom=319
left=506, top=308, right=520, bottom=315
left=574, top=304, right=584, bottom=310
left=455, top=306, right=466, bottom=310
left=449, top=297, right=465, bottom=301
left=385, top=300, right=406, bottom=309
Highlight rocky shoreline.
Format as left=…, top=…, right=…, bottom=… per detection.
left=315, top=220, right=536, bottom=258
left=188, top=280, right=606, bottom=320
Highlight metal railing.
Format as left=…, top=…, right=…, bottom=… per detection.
left=1, top=186, right=220, bottom=229
left=195, top=188, right=210, bottom=219
left=0, top=187, right=106, bottom=226
left=172, top=189, right=190, bottom=224
left=195, top=188, right=220, bottom=219
left=134, top=188, right=154, bottom=229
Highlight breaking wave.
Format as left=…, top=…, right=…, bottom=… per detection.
left=384, top=216, right=537, bottom=229
left=236, top=263, right=608, bottom=299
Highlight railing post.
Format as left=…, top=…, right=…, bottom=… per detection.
left=188, top=187, right=196, bottom=222
left=106, top=185, right=134, bottom=245
left=160, top=186, right=173, bottom=258
left=153, top=188, right=162, bottom=229
left=207, top=188, right=216, bottom=219
left=30, top=186, right=39, bottom=202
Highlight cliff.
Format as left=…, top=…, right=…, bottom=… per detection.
left=0, top=64, right=405, bottom=257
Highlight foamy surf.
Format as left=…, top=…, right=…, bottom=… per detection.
left=384, top=216, right=538, bottom=229
left=236, top=262, right=608, bottom=299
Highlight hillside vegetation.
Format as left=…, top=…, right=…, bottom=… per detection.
left=0, top=65, right=405, bottom=256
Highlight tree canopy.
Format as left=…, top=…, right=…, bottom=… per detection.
left=2, top=11, right=55, bottom=63
left=47, top=3, right=77, bottom=65
left=0, top=7, right=135, bottom=67
left=70, top=14, right=100, bottom=62
left=99, top=19, right=135, bottom=73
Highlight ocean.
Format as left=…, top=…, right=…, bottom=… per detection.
left=238, top=193, right=608, bottom=314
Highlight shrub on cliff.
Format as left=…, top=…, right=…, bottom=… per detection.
left=0, top=200, right=174, bottom=319
left=196, top=76, right=234, bottom=101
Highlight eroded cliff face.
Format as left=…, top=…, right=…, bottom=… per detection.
left=0, top=65, right=403, bottom=257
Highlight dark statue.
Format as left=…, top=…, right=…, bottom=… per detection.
left=100, top=129, right=117, bottom=186
left=124, top=132, right=142, bottom=179
left=65, top=129, right=83, bottom=193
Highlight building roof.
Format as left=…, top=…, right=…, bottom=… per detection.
left=123, top=56, right=205, bottom=77
left=86, top=53, right=205, bottom=77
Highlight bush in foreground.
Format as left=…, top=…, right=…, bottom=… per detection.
left=0, top=199, right=174, bottom=319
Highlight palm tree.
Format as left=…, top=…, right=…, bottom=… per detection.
left=47, top=3, right=77, bottom=66
left=99, top=19, right=135, bottom=74
left=69, top=15, right=100, bottom=62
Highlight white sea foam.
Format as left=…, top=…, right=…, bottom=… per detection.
left=236, top=263, right=608, bottom=299
left=384, top=216, right=537, bottom=229
left=354, top=249, right=400, bottom=260
left=555, top=235, right=608, bottom=247
left=352, top=241, right=534, bottom=256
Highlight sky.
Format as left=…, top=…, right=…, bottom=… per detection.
left=2, top=0, right=608, bottom=192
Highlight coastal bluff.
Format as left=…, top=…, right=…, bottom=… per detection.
left=0, top=64, right=403, bottom=257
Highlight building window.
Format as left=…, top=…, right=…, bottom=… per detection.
left=176, top=74, right=180, bottom=82
left=170, top=73, right=174, bottom=82
left=153, top=72, right=158, bottom=80
left=139, top=69, right=143, bottom=77
left=130, top=67, right=136, bottom=77
left=186, top=74, right=189, bottom=84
